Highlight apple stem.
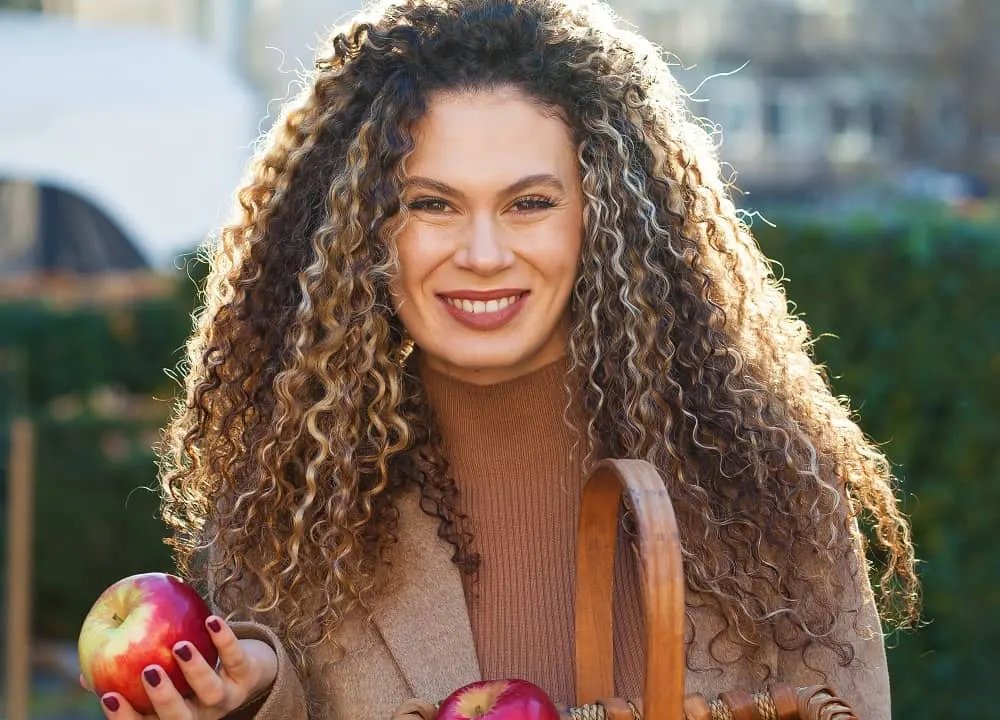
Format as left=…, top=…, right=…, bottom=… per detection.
left=112, top=613, right=125, bottom=625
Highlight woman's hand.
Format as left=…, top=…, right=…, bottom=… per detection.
left=81, top=615, right=278, bottom=720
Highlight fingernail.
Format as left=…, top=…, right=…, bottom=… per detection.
left=144, top=668, right=161, bottom=687
left=207, top=617, right=222, bottom=633
left=175, top=643, right=193, bottom=662
left=102, top=695, right=120, bottom=712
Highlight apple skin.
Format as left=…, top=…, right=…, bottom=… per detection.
left=77, top=572, right=220, bottom=714
left=437, top=679, right=561, bottom=720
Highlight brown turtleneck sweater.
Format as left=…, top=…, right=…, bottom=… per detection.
left=418, top=355, right=646, bottom=706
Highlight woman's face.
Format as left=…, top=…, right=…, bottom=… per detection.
left=390, top=87, right=584, bottom=385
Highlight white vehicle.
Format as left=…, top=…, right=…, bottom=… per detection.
left=0, top=10, right=259, bottom=273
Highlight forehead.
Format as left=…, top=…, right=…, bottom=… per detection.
left=405, top=87, right=578, bottom=186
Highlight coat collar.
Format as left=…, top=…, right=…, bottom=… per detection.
left=372, top=488, right=482, bottom=701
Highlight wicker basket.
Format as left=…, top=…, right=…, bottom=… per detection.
left=568, top=459, right=859, bottom=720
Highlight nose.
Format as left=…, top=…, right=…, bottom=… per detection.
left=453, top=216, right=514, bottom=275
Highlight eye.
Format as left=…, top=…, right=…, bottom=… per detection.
left=511, top=195, right=556, bottom=212
left=406, top=197, right=451, bottom=213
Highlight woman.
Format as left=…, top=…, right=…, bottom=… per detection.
left=97, top=0, right=919, bottom=718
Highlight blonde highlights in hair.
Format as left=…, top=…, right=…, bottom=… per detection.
left=158, top=0, right=918, bottom=683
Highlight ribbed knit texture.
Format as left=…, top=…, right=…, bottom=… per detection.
left=418, top=355, right=646, bottom=706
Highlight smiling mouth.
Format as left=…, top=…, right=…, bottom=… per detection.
left=439, top=292, right=527, bottom=314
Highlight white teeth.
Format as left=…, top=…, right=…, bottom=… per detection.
left=445, top=294, right=521, bottom=314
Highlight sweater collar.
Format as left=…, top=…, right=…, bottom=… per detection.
left=416, top=352, right=589, bottom=463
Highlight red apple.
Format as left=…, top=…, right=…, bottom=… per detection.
left=77, top=572, right=220, bottom=714
left=437, top=679, right=561, bottom=720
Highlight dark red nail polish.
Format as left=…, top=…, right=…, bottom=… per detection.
left=144, top=668, right=161, bottom=687
left=207, top=618, right=222, bottom=633
left=102, top=696, right=120, bottom=712
left=175, top=643, right=193, bottom=662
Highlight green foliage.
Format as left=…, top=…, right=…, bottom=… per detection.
left=0, top=269, right=198, bottom=640
left=0, top=293, right=194, bottom=408
left=754, top=215, right=999, bottom=719
left=26, top=416, right=176, bottom=639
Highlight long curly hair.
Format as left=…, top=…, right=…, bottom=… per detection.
left=158, top=0, right=919, bottom=683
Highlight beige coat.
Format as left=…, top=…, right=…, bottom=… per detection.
left=228, top=487, right=892, bottom=720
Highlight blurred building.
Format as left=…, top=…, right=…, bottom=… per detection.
left=3, top=0, right=995, bottom=244
left=0, top=2, right=260, bottom=275
left=37, top=0, right=361, bottom=110
left=616, top=0, right=998, bottom=198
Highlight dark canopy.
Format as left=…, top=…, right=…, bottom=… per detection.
left=0, top=179, right=148, bottom=275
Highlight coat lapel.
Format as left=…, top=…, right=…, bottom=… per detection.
left=373, top=488, right=482, bottom=702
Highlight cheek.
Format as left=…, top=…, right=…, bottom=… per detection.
left=535, top=223, right=583, bottom=278
left=390, top=229, right=438, bottom=302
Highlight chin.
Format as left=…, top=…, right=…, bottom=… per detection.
left=443, top=344, right=548, bottom=378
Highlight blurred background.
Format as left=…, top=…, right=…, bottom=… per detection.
left=0, top=0, right=997, bottom=718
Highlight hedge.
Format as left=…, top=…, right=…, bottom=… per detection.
left=0, top=220, right=996, bottom=718
left=0, top=278, right=195, bottom=639
left=755, top=216, right=999, bottom=718
left=16, top=416, right=175, bottom=640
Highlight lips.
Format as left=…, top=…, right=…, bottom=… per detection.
left=437, top=291, right=528, bottom=330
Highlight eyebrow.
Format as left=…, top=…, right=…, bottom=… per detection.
left=403, top=173, right=566, bottom=200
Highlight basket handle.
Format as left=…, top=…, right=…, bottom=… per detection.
left=574, top=459, right=685, bottom=720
